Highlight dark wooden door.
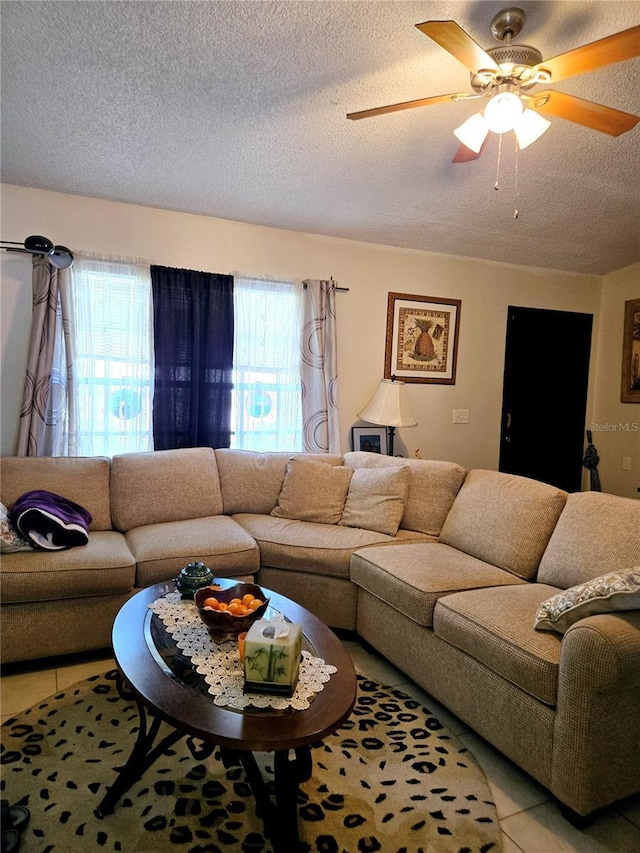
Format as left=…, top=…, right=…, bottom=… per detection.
left=499, top=306, right=593, bottom=493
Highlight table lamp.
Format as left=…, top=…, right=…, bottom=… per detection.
left=358, top=377, right=417, bottom=456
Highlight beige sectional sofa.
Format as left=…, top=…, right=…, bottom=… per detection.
left=1, top=447, right=639, bottom=821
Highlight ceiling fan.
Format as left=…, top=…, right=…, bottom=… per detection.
left=347, top=7, right=640, bottom=161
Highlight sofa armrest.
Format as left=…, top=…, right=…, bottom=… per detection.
left=560, top=610, right=640, bottom=692
left=552, top=610, right=640, bottom=815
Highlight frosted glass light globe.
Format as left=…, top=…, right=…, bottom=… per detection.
left=454, top=114, right=490, bottom=153
left=484, top=90, right=523, bottom=133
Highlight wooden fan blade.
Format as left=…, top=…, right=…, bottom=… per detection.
left=535, top=90, right=640, bottom=136
left=533, top=25, right=640, bottom=83
left=452, top=140, right=486, bottom=163
left=416, top=20, right=500, bottom=74
left=347, top=92, right=469, bottom=121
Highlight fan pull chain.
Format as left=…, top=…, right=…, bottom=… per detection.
left=494, top=133, right=503, bottom=190
left=514, top=141, right=520, bottom=219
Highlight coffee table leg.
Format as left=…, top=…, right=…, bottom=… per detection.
left=273, top=747, right=312, bottom=850
left=95, top=697, right=184, bottom=818
left=222, top=746, right=312, bottom=852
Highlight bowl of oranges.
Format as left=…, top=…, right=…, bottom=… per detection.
left=194, top=582, right=270, bottom=641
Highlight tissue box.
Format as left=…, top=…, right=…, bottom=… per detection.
left=243, top=617, right=302, bottom=696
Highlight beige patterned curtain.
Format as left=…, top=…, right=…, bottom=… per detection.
left=16, top=256, right=76, bottom=456
left=300, top=279, right=340, bottom=454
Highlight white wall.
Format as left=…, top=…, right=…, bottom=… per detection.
left=1, top=184, right=603, bottom=480
left=591, top=263, right=640, bottom=499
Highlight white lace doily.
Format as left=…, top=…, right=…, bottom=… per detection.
left=148, top=591, right=336, bottom=711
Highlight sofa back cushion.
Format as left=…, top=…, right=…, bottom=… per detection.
left=0, top=456, right=111, bottom=531
left=537, top=491, right=640, bottom=589
left=215, top=449, right=343, bottom=515
left=110, top=448, right=223, bottom=532
left=439, top=469, right=567, bottom=580
left=343, top=452, right=466, bottom=537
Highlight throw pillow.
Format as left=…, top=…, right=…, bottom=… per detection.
left=340, top=467, right=410, bottom=535
left=0, top=502, right=32, bottom=553
left=270, top=457, right=353, bottom=525
left=534, top=568, right=640, bottom=634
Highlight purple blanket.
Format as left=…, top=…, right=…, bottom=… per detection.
left=9, top=490, right=92, bottom=551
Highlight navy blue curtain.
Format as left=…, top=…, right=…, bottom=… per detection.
left=151, top=266, right=234, bottom=450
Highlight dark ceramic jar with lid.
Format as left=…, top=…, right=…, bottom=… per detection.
left=174, top=561, right=215, bottom=599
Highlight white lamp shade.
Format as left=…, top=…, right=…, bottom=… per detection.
left=484, top=89, right=523, bottom=133
left=358, top=379, right=417, bottom=428
left=454, top=113, right=489, bottom=153
left=513, top=109, right=551, bottom=149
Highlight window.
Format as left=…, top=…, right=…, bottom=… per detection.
left=70, top=257, right=154, bottom=457
left=69, top=265, right=305, bottom=456
left=231, top=277, right=303, bottom=451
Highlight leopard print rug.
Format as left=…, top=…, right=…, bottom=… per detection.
left=1, top=671, right=501, bottom=852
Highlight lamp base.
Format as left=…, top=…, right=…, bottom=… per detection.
left=388, top=426, right=396, bottom=457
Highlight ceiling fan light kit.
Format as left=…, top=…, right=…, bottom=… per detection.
left=347, top=7, right=640, bottom=163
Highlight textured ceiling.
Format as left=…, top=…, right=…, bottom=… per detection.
left=2, top=1, right=639, bottom=276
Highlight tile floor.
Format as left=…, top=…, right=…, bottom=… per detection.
left=2, top=638, right=640, bottom=853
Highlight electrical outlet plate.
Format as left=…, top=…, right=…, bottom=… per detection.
left=453, top=409, right=470, bottom=424
left=622, top=457, right=632, bottom=471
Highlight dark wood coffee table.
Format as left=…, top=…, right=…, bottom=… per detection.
left=95, top=579, right=357, bottom=852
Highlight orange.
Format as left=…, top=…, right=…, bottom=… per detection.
left=248, top=598, right=263, bottom=611
left=241, top=593, right=255, bottom=607
left=203, top=597, right=219, bottom=609
left=228, top=602, right=249, bottom=616
left=217, top=601, right=229, bottom=612
left=229, top=598, right=242, bottom=606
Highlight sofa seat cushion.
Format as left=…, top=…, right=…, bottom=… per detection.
left=126, top=516, right=260, bottom=587
left=433, top=584, right=563, bottom=706
left=537, top=491, right=640, bottom=590
left=0, top=531, right=136, bottom=603
left=439, top=470, right=567, bottom=581
left=233, top=513, right=433, bottom=578
left=350, top=542, right=526, bottom=627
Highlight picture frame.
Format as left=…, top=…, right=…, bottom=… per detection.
left=352, top=426, right=388, bottom=455
left=621, top=297, right=640, bottom=403
left=384, top=292, right=461, bottom=384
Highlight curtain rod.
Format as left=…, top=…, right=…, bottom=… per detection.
left=303, top=285, right=350, bottom=292
left=232, top=271, right=348, bottom=292
left=303, top=277, right=349, bottom=293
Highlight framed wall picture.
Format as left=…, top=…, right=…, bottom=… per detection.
left=352, top=426, right=388, bottom=455
left=384, top=292, right=461, bottom=384
left=621, top=297, right=640, bottom=403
